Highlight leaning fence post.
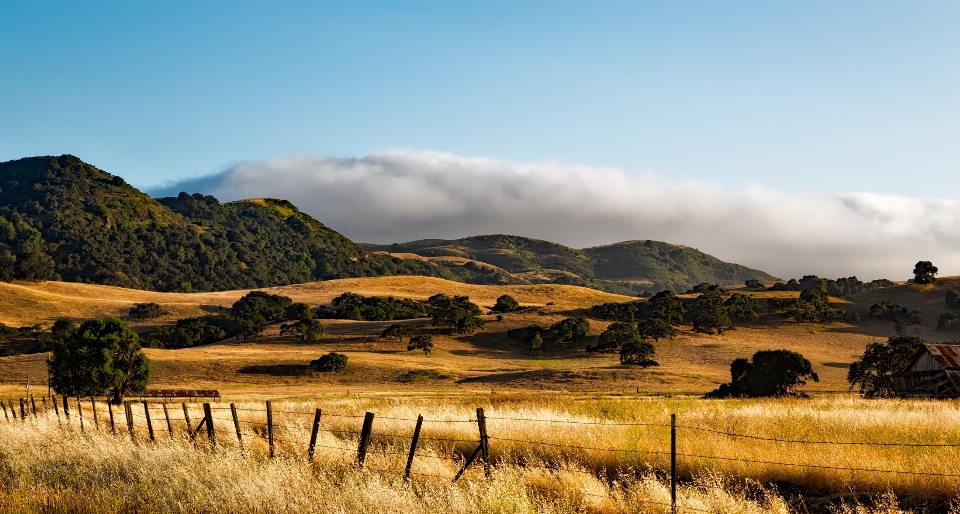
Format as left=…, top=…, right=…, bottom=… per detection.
left=307, top=408, right=322, bottom=462
left=356, top=412, right=375, bottom=468
left=108, top=401, right=116, bottom=434
left=125, top=401, right=135, bottom=441
left=671, top=413, right=677, bottom=514
left=404, top=414, right=424, bottom=480
left=230, top=403, right=243, bottom=448
left=91, top=398, right=99, bottom=430
left=143, top=401, right=155, bottom=442
left=8, top=400, right=16, bottom=421
left=163, top=403, right=173, bottom=439
left=203, top=403, right=215, bottom=449
left=53, top=395, right=60, bottom=419
left=31, top=395, right=37, bottom=417
left=1, top=401, right=7, bottom=421
left=63, top=395, right=69, bottom=421
left=266, top=401, right=275, bottom=458
left=76, top=397, right=84, bottom=431
left=476, top=408, right=490, bottom=477
left=19, top=398, right=26, bottom=421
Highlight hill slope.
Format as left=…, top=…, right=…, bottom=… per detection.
left=0, top=155, right=492, bottom=291
left=364, top=235, right=777, bottom=293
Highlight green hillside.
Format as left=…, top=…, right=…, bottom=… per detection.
left=0, top=155, right=512, bottom=291
left=364, top=235, right=778, bottom=293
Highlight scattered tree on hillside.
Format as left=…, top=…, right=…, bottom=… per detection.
left=648, top=290, right=686, bottom=326
left=129, top=302, right=166, bottom=320
left=490, top=294, right=521, bottom=313
left=744, top=279, right=764, bottom=290
left=525, top=333, right=544, bottom=356
left=430, top=295, right=485, bottom=334
left=620, top=340, right=658, bottom=367
left=231, top=291, right=293, bottom=323
left=913, top=261, right=938, bottom=285
left=589, top=301, right=639, bottom=322
left=937, top=312, right=960, bottom=333
left=591, top=322, right=641, bottom=353
left=50, top=319, right=76, bottom=338
left=638, top=317, right=676, bottom=342
left=318, top=292, right=427, bottom=321
left=284, top=302, right=314, bottom=321
left=19, top=323, right=44, bottom=344
left=946, top=290, right=960, bottom=310
left=279, top=317, right=325, bottom=342
left=692, top=290, right=734, bottom=335
left=724, top=293, right=760, bottom=322
left=380, top=323, right=419, bottom=345
left=847, top=336, right=926, bottom=397
left=310, top=352, right=347, bottom=372
left=407, top=334, right=434, bottom=355
left=868, top=301, right=918, bottom=325
left=548, top=317, right=590, bottom=345
left=706, top=349, right=819, bottom=398
left=47, top=317, right=150, bottom=404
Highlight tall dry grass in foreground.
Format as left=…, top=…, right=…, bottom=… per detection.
left=1, top=394, right=958, bottom=513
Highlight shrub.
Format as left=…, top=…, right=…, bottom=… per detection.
left=946, top=290, right=960, bottom=310
left=490, top=295, right=520, bottom=313
left=129, top=302, right=166, bottom=320
left=310, top=352, right=347, bottom=372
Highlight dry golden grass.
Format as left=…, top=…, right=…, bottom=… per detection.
left=1, top=394, right=958, bottom=513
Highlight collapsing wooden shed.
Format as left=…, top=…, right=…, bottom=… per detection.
left=890, top=344, right=960, bottom=398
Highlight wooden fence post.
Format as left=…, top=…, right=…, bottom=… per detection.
left=19, top=398, right=26, bottom=421
left=31, top=395, right=37, bottom=417
left=143, top=401, right=155, bottom=442
left=108, top=401, right=116, bottom=434
left=76, top=397, right=84, bottom=431
left=163, top=403, right=173, bottom=439
left=63, top=395, right=69, bottom=421
left=125, top=401, right=135, bottom=441
left=404, top=414, right=424, bottom=480
left=476, top=408, right=490, bottom=477
left=91, top=398, right=99, bottom=430
left=307, top=408, right=322, bottom=462
left=1, top=401, right=7, bottom=421
left=8, top=400, right=15, bottom=420
left=182, top=403, right=194, bottom=441
left=42, top=396, right=47, bottom=410
left=266, top=401, right=274, bottom=458
left=356, top=412, right=375, bottom=468
left=230, top=403, right=243, bottom=447
left=671, top=413, right=677, bottom=514
left=53, top=395, right=60, bottom=419
left=203, top=403, right=215, bottom=449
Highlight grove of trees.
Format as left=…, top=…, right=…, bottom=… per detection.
left=706, top=349, right=819, bottom=398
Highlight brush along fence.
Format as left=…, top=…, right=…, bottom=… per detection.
left=3, top=395, right=960, bottom=513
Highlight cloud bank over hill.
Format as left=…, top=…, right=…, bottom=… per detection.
left=151, top=150, right=960, bottom=281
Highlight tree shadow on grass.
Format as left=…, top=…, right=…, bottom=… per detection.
left=237, top=364, right=309, bottom=376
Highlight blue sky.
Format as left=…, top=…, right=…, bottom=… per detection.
left=3, top=0, right=960, bottom=195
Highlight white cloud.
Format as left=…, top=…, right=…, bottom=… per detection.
left=150, top=150, right=960, bottom=280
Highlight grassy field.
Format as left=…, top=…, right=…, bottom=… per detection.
left=0, top=394, right=957, bottom=513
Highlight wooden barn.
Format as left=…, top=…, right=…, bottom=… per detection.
left=890, top=344, right=960, bottom=398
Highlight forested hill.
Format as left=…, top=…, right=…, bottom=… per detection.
left=363, top=235, right=778, bottom=293
left=0, top=155, right=498, bottom=291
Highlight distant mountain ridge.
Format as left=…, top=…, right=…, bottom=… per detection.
left=0, top=155, right=776, bottom=294
left=362, top=235, right=778, bottom=293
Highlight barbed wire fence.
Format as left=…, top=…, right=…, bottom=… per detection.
left=2, top=394, right=959, bottom=514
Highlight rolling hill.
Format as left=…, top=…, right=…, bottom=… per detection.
left=363, top=235, right=778, bottom=293
left=0, top=155, right=775, bottom=295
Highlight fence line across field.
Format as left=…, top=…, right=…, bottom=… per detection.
left=3, top=394, right=958, bottom=514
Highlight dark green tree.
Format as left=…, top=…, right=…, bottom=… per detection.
left=50, top=319, right=76, bottom=338
left=637, top=317, right=676, bottom=342
left=279, top=317, right=324, bottom=342
left=692, top=290, right=733, bottom=334
left=548, top=317, right=590, bottom=345
left=847, top=336, right=926, bottom=397
left=311, top=352, right=347, bottom=372
left=913, top=261, right=938, bottom=285
left=724, top=293, right=760, bottom=322
left=407, top=334, right=434, bottom=355
left=620, top=341, right=658, bottom=366
left=937, top=312, right=960, bottom=333
left=285, top=302, right=314, bottom=321
left=706, top=349, right=819, bottom=398
left=380, top=323, right=419, bottom=345
left=593, top=322, right=641, bottom=353
left=232, top=291, right=293, bottom=322
left=946, top=290, right=960, bottom=310
left=648, top=290, right=685, bottom=326
left=491, top=294, right=520, bottom=313
left=47, top=317, right=150, bottom=404
left=129, top=302, right=166, bottom=320
left=431, top=295, right=485, bottom=334
left=19, top=323, right=44, bottom=344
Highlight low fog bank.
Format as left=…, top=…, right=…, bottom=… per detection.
left=150, top=150, right=960, bottom=281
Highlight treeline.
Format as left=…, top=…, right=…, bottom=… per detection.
left=764, top=275, right=893, bottom=296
